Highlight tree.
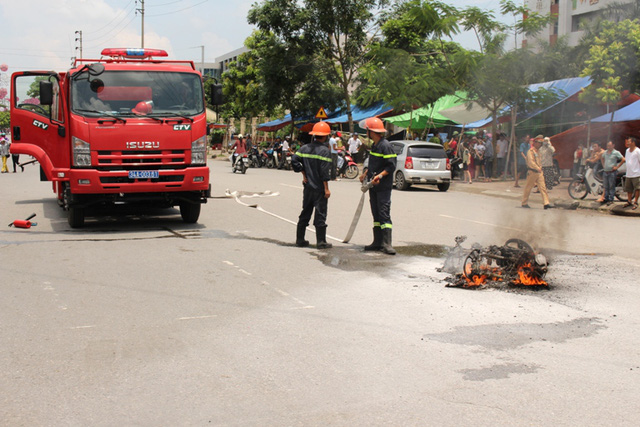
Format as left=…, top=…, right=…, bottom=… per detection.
left=580, top=19, right=640, bottom=140
left=355, top=0, right=470, bottom=133
left=305, top=0, right=385, bottom=133
left=246, top=0, right=342, bottom=137
left=219, top=47, right=265, bottom=119
left=0, top=111, right=10, bottom=129
left=460, top=6, right=506, bottom=54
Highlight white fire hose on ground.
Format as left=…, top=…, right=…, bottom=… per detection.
left=341, top=178, right=373, bottom=243
left=224, top=178, right=372, bottom=244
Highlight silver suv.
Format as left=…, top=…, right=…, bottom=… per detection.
left=390, top=140, right=451, bottom=191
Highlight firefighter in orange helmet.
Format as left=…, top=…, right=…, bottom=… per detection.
left=359, top=117, right=397, bottom=255
left=291, top=121, right=333, bottom=249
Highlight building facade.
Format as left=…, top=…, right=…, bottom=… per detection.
left=195, top=46, right=249, bottom=80
left=524, top=0, right=633, bottom=48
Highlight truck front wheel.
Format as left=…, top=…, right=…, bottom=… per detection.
left=180, top=202, right=201, bottom=223
left=68, top=206, right=85, bottom=228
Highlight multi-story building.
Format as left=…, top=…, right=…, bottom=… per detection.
left=194, top=46, right=249, bottom=80
left=524, top=0, right=633, bottom=48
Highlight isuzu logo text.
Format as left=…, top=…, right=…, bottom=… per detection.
left=126, top=141, right=160, bottom=149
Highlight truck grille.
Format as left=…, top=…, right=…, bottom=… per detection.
left=99, top=175, right=185, bottom=184
left=96, top=149, right=186, bottom=171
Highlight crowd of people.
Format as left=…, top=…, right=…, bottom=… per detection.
left=442, top=130, right=560, bottom=185
left=225, top=124, right=640, bottom=212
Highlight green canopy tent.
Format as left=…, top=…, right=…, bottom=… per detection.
left=383, top=92, right=466, bottom=131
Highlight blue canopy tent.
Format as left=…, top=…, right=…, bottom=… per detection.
left=441, top=76, right=593, bottom=128
left=324, top=102, right=393, bottom=124
left=591, top=99, right=640, bottom=122
left=256, top=114, right=293, bottom=132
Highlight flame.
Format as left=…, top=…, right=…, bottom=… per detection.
left=512, top=262, right=548, bottom=286
left=463, top=265, right=503, bottom=286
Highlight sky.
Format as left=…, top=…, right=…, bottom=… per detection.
left=0, top=0, right=508, bottom=74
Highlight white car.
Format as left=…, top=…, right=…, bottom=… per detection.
left=390, top=140, right=451, bottom=191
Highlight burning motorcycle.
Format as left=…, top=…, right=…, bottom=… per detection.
left=445, top=237, right=549, bottom=288
left=568, top=163, right=626, bottom=201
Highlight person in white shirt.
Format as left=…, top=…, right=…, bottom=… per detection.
left=348, top=133, right=362, bottom=160
left=329, top=132, right=339, bottom=180
left=278, top=137, right=290, bottom=169
left=623, top=136, right=640, bottom=209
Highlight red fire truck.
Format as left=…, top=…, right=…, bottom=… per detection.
left=10, top=48, right=221, bottom=227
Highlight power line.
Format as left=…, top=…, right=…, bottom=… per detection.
left=147, top=0, right=184, bottom=7
left=146, top=0, right=208, bottom=17
left=83, top=14, right=139, bottom=49
left=83, top=0, right=135, bottom=35
left=83, top=3, right=137, bottom=41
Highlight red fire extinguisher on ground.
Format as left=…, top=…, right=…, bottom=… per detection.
left=8, top=213, right=37, bottom=229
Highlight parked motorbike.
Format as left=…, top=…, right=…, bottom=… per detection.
left=231, top=152, right=249, bottom=174
left=337, top=150, right=359, bottom=179
left=262, top=149, right=277, bottom=169
left=568, top=163, right=625, bottom=201
left=248, top=146, right=262, bottom=168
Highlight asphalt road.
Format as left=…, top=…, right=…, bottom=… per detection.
left=1, top=159, right=638, bottom=426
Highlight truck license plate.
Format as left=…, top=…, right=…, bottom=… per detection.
left=128, top=170, right=159, bottom=179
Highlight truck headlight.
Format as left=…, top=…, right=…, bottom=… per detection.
left=72, top=136, right=91, bottom=167
left=191, top=136, right=207, bottom=165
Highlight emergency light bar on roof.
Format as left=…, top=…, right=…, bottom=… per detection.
left=101, top=48, right=169, bottom=59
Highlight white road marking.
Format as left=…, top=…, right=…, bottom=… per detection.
left=70, top=325, right=96, bottom=329
left=439, top=214, right=524, bottom=232
left=238, top=269, right=252, bottom=276
left=268, top=283, right=313, bottom=310
left=178, top=315, right=218, bottom=321
left=232, top=194, right=341, bottom=242
left=222, top=260, right=234, bottom=266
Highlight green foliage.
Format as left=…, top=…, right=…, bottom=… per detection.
left=27, top=76, right=49, bottom=99
left=580, top=19, right=640, bottom=106
left=0, top=111, right=10, bottom=129
left=356, top=1, right=471, bottom=116
left=219, top=47, right=265, bottom=118
left=305, top=0, right=385, bottom=131
left=460, top=6, right=505, bottom=54
left=243, top=0, right=342, bottom=126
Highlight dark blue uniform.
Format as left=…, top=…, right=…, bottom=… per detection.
left=365, top=138, right=397, bottom=230
left=292, top=141, right=332, bottom=228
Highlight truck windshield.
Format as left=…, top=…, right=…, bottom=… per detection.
left=71, top=71, right=204, bottom=117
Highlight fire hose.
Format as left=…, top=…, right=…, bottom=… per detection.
left=342, top=179, right=373, bottom=243
left=225, top=180, right=373, bottom=244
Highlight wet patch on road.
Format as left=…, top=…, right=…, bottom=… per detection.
left=395, top=243, right=449, bottom=258
left=458, top=362, right=541, bottom=381
left=423, top=317, right=605, bottom=351
left=315, top=247, right=396, bottom=273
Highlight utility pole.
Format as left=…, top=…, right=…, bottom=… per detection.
left=200, top=45, right=205, bottom=68
left=75, top=30, right=83, bottom=59
left=136, top=0, right=145, bottom=48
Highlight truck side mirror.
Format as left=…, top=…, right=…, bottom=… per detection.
left=40, top=81, right=54, bottom=106
left=211, top=84, right=224, bottom=106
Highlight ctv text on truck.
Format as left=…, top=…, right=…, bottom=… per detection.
left=10, top=48, right=223, bottom=227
